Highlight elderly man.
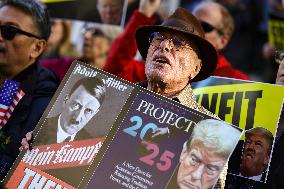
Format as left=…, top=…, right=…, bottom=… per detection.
left=174, top=119, right=241, bottom=189
left=239, top=127, right=273, bottom=181
left=135, top=6, right=218, bottom=139
left=135, top=7, right=217, bottom=109
left=36, top=77, right=106, bottom=144
left=0, top=0, right=59, bottom=178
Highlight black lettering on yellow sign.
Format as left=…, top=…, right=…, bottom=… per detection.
left=232, top=92, right=243, bottom=125
left=196, top=90, right=263, bottom=129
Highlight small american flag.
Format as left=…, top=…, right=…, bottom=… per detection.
left=0, top=88, right=25, bottom=127
left=0, top=80, right=25, bottom=127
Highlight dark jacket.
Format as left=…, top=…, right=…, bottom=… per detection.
left=0, top=62, right=59, bottom=178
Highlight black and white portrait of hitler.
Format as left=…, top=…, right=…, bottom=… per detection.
left=37, top=76, right=106, bottom=144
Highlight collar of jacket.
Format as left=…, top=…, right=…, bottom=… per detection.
left=136, top=80, right=196, bottom=107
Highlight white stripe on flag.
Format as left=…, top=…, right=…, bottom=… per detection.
left=0, top=104, right=7, bottom=109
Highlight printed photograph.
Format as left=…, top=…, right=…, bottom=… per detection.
left=166, top=119, right=242, bottom=189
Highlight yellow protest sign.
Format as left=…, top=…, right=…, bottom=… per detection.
left=193, top=77, right=284, bottom=136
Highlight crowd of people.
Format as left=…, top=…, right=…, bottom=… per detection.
left=1, top=0, right=284, bottom=188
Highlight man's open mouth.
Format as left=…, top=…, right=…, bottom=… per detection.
left=153, top=55, right=170, bottom=65
left=245, top=152, right=254, bottom=160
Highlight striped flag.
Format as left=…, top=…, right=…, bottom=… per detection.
left=0, top=80, right=25, bottom=127
left=0, top=88, right=25, bottom=127
left=0, top=80, right=20, bottom=123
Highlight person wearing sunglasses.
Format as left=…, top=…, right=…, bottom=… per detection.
left=193, top=1, right=249, bottom=80
left=0, top=0, right=59, bottom=179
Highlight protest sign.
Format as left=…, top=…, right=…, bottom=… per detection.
left=192, top=76, right=284, bottom=184
left=5, top=63, right=242, bottom=189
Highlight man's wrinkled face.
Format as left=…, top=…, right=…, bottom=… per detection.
left=97, top=0, right=123, bottom=25
left=177, top=142, right=225, bottom=189
left=240, top=133, right=270, bottom=176
left=0, top=6, right=39, bottom=72
left=60, top=85, right=101, bottom=135
left=145, top=31, right=201, bottom=86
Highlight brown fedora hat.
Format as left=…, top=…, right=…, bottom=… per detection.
left=136, top=7, right=217, bottom=81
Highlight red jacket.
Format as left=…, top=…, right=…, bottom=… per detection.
left=214, top=55, right=249, bottom=80
left=103, top=10, right=151, bottom=82
left=104, top=10, right=249, bottom=83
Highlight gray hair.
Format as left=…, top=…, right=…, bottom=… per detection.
left=186, top=119, right=241, bottom=158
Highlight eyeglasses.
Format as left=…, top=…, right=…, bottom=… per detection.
left=275, top=50, right=284, bottom=64
left=0, top=25, right=42, bottom=40
left=200, top=21, right=225, bottom=36
left=149, top=32, right=193, bottom=51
